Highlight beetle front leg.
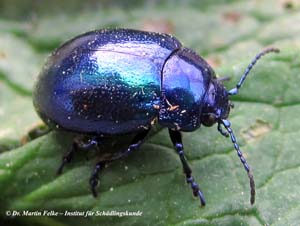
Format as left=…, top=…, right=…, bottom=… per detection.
left=168, top=129, right=206, bottom=206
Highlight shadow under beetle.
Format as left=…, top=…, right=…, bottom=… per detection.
left=33, top=28, right=279, bottom=206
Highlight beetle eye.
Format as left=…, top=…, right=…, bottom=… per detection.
left=202, top=114, right=217, bottom=127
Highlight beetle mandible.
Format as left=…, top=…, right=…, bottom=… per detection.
left=33, top=28, right=279, bottom=206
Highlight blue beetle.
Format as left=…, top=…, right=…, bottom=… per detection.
left=33, top=28, right=279, bottom=206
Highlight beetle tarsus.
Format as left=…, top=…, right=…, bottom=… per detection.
left=90, top=161, right=106, bottom=197
left=187, top=176, right=206, bottom=206
left=168, top=129, right=206, bottom=207
left=197, top=190, right=206, bottom=207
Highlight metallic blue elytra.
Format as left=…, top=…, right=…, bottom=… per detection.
left=34, top=29, right=180, bottom=135
left=33, top=28, right=217, bottom=134
left=33, top=28, right=279, bottom=207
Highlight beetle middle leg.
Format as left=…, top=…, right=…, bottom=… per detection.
left=90, top=128, right=150, bottom=197
left=168, top=129, right=206, bottom=206
left=56, top=136, right=98, bottom=175
left=113, top=127, right=151, bottom=159
left=90, top=161, right=106, bottom=197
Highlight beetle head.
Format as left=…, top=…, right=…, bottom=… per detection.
left=200, top=80, right=231, bottom=127
left=199, top=47, right=279, bottom=205
left=201, top=47, right=279, bottom=128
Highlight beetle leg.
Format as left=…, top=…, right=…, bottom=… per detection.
left=56, top=143, right=76, bottom=175
left=111, top=128, right=151, bottom=160
left=56, top=136, right=98, bottom=174
left=90, top=128, right=151, bottom=197
left=90, top=161, right=106, bottom=197
left=168, top=129, right=206, bottom=206
left=77, top=137, right=99, bottom=160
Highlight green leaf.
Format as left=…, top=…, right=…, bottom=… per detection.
left=1, top=1, right=300, bottom=226
left=0, top=82, right=41, bottom=149
left=0, top=32, right=43, bottom=93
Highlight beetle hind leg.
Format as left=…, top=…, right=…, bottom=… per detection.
left=168, top=129, right=206, bottom=206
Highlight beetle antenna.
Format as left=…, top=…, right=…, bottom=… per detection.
left=228, top=47, right=280, bottom=95
left=221, top=119, right=255, bottom=205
